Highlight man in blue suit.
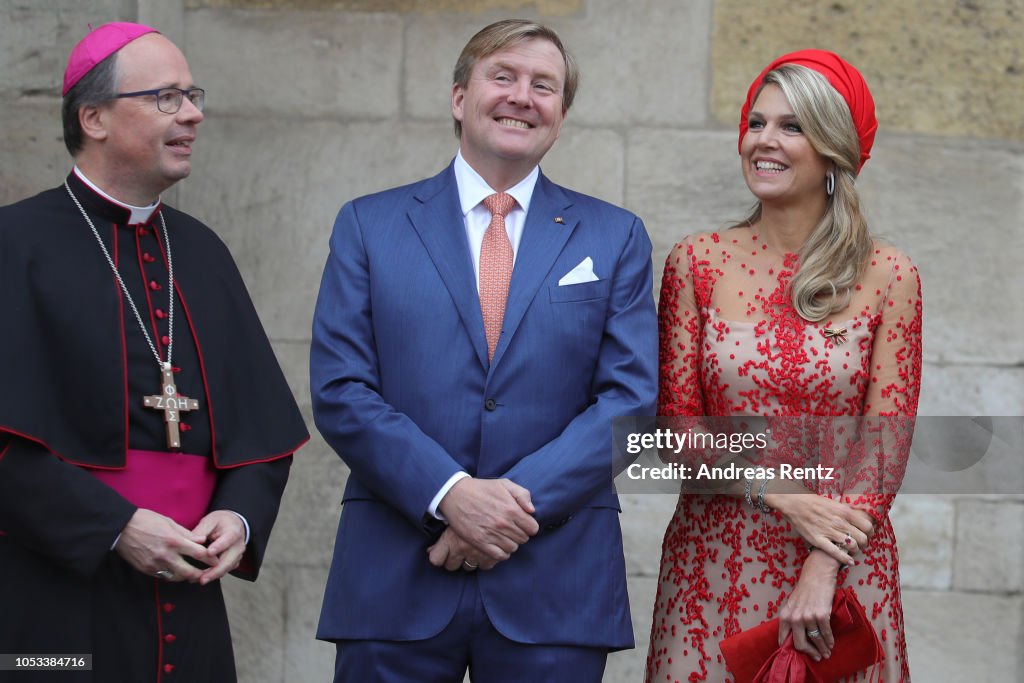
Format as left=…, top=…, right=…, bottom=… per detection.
left=311, top=19, right=657, bottom=682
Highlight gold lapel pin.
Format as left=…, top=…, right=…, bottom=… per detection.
left=823, top=327, right=848, bottom=344
left=554, top=216, right=565, bottom=224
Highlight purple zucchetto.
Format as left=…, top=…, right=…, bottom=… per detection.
left=63, top=22, right=158, bottom=96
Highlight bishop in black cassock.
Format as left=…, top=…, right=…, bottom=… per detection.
left=0, top=23, right=308, bottom=683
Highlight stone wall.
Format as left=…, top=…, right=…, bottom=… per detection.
left=2, top=0, right=1021, bottom=680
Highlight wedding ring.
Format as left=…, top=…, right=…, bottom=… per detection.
left=155, top=570, right=174, bottom=580
left=806, top=629, right=822, bottom=638
left=844, top=533, right=853, bottom=546
left=462, top=560, right=478, bottom=570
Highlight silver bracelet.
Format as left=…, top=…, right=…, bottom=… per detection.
left=755, top=478, right=772, bottom=513
left=743, top=476, right=755, bottom=510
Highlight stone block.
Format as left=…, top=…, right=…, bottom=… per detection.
left=954, top=498, right=1024, bottom=593
left=888, top=496, right=953, bottom=590
left=558, top=0, right=711, bottom=127
left=918, top=365, right=1024, bottom=417
left=267, top=433, right=348, bottom=568
left=177, top=118, right=455, bottom=340
left=619, top=493, right=676, bottom=578
left=0, top=99, right=68, bottom=206
left=403, top=16, right=479, bottom=123
left=138, top=0, right=185, bottom=43
left=606, top=575, right=658, bottom=683
left=285, top=565, right=336, bottom=683
left=224, top=562, right=286, bottom=683
left=184, top=9, right=403, bottom=119
left=903, top=589, right=1022, bottom=681
left=0, top=2, right=138, bottom=93
left=242, top=341, right=340, bottom=570
left=900, top=418, right=1024, bottom=502
left=626, top=129, right=752, bottom=288
left=858, top=136, right=1024, bottom=366
left=542, top=126, right=625, bottom=206
left=270, top=340, right=314, bottom=412
left=711, top=0, right=1024, bottom=140
left=0, top=7, right=59, bottom=93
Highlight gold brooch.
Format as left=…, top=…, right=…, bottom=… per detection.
left=554, top=216, right=565, bottom=224
left=823, top=327, right=848, bottom=344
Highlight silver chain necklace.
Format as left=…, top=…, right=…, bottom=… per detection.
left=65, top=180, right=175, bottom=368
left=65, top=181, right=199, bottom=449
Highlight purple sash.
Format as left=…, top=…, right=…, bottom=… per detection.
left=89, top=449, right=216, bottom=529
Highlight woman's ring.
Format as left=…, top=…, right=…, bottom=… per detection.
left=807, top=629, right=822, bottom=638
left=155, top=570, right=174, bottom=580
left=462, top=560, right=478, bottom=570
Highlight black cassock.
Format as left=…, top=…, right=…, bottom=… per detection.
left=0, top=172, right=309, bottom=682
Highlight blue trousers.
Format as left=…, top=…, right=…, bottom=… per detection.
left=333, top=576, right=608, bottom=683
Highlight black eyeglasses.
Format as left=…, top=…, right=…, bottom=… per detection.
left=113, top=87, right=205, bottom=114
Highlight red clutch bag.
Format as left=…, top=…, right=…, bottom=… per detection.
left=718, top=586, right=884, bottom=683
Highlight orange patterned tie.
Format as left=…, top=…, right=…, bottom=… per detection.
left=479, top=192, right=516, bottom=362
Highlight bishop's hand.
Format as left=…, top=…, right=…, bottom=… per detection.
left=191, top=510, right=247, bottom=585
left=116, top=508, right=215, bottom=582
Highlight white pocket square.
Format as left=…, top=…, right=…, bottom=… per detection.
left=558, top=257, right=599, bottom=286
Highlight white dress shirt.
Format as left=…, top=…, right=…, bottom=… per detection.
left=427, top=151, right=541, bottom=520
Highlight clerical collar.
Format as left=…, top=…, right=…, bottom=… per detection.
left=453, top=151, right=538, bottom=218
left=72, top=166, right=160, bottom=224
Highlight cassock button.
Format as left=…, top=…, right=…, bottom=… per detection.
left=163, top=663, right=174, bottom=674
left=137, top=227, right=147, bottom=236
left=180, top=424, right=191, bottom=432
left=143, top=253, right=156, bottom=263
left=161, top=335, right=170, bottom=345
left=172, top=366, right=182, bottom=373
left=149, top=280, right=161, bottom=291
left=484, top=399, right=497, bottom=411
left=164, top=634, right=177, bottom=644
left=155, top=309, right=166, bottom=319
left=162, top=602, right=175, bottom=613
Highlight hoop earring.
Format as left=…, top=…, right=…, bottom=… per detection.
left=826, top=171, right=835, bottom=196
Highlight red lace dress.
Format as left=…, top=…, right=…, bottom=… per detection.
left=645, top=228, right=922, bottom=683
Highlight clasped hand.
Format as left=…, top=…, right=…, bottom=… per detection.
left=115, top=508, right=247, bottom=585
left=428, top=477, right=538, bottom=571
left=769, top=485, right=874, bottom=566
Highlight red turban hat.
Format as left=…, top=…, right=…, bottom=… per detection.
left=738, top=49, right=877, bottom=173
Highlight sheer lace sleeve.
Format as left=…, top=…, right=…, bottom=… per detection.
left=657, top=236, right=743, bottom=472
left=658, top=236, right=706, bottom=417
left=841, top=249, right=923, bottom=523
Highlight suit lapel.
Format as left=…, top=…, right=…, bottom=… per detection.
left=490, top=173, right=576, bottom=369
left=407, top=164, right=489, bottom=369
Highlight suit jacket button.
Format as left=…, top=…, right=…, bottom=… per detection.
left=484, top=399, right=497, bottom=411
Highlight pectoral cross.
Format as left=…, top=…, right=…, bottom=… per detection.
left=143, top=363, right=200, bottom=449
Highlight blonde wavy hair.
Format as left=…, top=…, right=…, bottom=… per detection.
left=737, top=64, right=873, bottom=322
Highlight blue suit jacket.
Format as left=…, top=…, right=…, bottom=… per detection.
left=311, top=162, right=657, bottom=649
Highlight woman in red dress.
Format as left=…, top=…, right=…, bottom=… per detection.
left=645, top=50, right=922, bottom=682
